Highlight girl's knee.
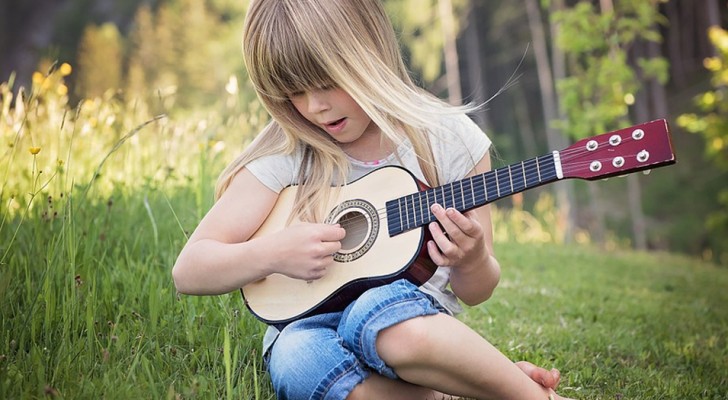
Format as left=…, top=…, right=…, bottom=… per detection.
left=375, top=315, right=435, bottom=367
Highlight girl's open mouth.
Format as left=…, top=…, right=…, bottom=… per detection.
left=326, top=118, right=346, bottom=128
left=324, top=118, right=347, bottom=132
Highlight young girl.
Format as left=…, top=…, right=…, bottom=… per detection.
left=173, top=0, right=574, bottom=399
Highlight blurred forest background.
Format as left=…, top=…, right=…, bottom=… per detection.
left=1, top=0, right=727, bottom=264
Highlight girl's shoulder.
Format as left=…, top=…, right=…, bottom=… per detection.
left=427, top=113, right=492, bottom=183
left=245, top=147, right=304, bottom=194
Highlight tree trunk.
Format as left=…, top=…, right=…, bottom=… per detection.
left=463, top=5, right=490, bottom=130
left=549, top=0, right=577, bottom=243
left=629, top=40, right=654, bottom=251
left=439, top=0, right=462, bottom=105
left=665, top=0, right=687, bottom=88
left=525, top=0, right=575, bottom=243
left=705, top=0, right=722, bottom=58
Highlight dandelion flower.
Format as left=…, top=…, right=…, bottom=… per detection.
left=29, top=146, right=41, bottom=155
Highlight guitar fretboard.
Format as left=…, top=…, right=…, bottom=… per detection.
left=385, top=153, right=559, bottom=236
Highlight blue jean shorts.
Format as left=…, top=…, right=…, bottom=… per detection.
left=265, top=279, right=444, bottom=400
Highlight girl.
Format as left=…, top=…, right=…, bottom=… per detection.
left=173, top=0, right=574, bottom=399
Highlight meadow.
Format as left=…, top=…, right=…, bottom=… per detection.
left=1, top=68, right=727, bottom=399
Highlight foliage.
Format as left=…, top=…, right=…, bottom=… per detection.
left=384, top=0, right=469, bottom=86
left=677, top=26, right=728, bottom=265
left=552, top=0, right=668, bottom=139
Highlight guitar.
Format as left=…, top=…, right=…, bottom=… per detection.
left=242, top=119, right=676, bottom=327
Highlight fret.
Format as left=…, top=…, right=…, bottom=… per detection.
left=495, top=169, right=501, bottom=197
left=508, top=165, right=514, bottom=193
left=536, top=156, right=542, bottom=181
left=417, top=192, right=425, bottom=226
left=496, top=167, right=512, bottom=196
left=398, top=198, right=404, bottom=230
left=473, top=173, right=486, bottom=205
left=538, top=155, right=557, bottom=181
left=469, top=177, right=476, bottom=208
left=462, top=177, right=474, bottom=210
left=521, top=161, right=527, bottom=187
left=511, top=162, right=526, bottom=192
left=410, top=193, right=417, bottom=226
left=426, top=188, right=436, bottom=222
left=453, top=182, right=463, bottom=210
left=443, top=184, right=452, bottom=209
left=402, top=197, right=410, bottom=231
left=485, top=171, right=498, bottom=201
left=524, top=157, right=541, bottom=187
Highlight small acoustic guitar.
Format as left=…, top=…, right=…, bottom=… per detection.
left=242, top=119, right=676, bottom=327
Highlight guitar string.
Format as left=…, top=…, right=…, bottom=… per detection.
left=335, top=134, right=652, bottom=234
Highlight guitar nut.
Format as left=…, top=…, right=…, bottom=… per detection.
left=586, top=140, right=598, bottom=151
left=612, top=156, right=625, bottom=168
left=637, top=150, right=650, bottom=162
left=609, top=135, right=622, bottom=146
left=632, top=129, right=645, bottom=140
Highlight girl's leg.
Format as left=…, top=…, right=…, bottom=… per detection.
left=376, top=313, right=573, bottom=400
left=267, top=313, right=369, bottom=399
left=347, top=374, right=451, bottom=400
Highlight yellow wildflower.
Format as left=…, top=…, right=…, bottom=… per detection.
left=32, top=72, right=44, bottom=85
left=29, top=147, right=41, bottom=155
left=59, top=63, right=73, bottom=76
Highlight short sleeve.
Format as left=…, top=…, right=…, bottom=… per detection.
left=245, top=152, right=300, bottom=193
left=432, top=114, right=492, bottom=183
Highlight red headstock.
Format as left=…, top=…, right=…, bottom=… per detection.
left=558, top=119, right=676, bottom=180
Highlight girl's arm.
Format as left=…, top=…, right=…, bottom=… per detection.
left=172, top=168, right=345, bottom=295
left=426, top=153, right=501, bottom=305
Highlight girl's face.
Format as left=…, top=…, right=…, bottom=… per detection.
left=289, top=87, right=381, bottom=150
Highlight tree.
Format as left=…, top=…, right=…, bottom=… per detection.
left=552, top=0, right=668, bottom=250
left=76, top=23, right=122, bottom=99
left=677, top=26, right=728, bottom=264
left=525, top=0, right=576, bottom=243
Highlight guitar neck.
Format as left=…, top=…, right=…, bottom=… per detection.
left=386, top=152, right=562, bottom=237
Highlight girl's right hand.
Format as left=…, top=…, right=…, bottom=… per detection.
left=267, top=223, right=346, bottom=281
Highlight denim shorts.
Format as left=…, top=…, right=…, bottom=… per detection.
left=265, top=279, right=444, bottom=400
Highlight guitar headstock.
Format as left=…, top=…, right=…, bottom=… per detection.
left=559, top=119, right=676, bottom=180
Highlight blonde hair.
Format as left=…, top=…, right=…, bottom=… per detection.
left=216, top=0, right=476, bottom=222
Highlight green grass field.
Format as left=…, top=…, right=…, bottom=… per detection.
left=2, top=73, right=727, bottom=399
left=1, top=182, right=726, bottom=399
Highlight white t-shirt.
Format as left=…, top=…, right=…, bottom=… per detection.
left=246, top=113, right=491, bottom=318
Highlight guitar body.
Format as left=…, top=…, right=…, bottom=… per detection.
left=242, top=166, right=437, bottom=326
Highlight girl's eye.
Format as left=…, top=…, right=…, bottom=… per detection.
left=288, top=91, right=305, bottom=99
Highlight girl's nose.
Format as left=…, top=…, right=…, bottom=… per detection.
left=306, top=91, right=331, bottom=114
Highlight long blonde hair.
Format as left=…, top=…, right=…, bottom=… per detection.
left=216, top=0, right=476, bottom=222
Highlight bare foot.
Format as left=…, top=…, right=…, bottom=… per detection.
left=516, top=360, right=577, bottom=400
left=515, top=360, right=561, bottom=389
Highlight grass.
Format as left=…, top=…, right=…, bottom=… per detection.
left=1, top=69, right=727, bottom=399
left=2, top=181, right=726, bottom=399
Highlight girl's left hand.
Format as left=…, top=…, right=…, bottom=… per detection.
left=426, top=203, right=488, bottom=268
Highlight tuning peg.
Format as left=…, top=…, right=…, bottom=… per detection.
left=643, top=170, right=651, bottom=175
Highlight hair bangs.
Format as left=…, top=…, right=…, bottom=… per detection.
left=252, top=16, right=336, bottom=101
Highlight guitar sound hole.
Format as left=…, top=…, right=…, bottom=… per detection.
left=338, top=211, right=369, bottom=251
left=325, top=199, right=379, bottom=263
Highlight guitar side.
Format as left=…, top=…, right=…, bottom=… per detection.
left=241, top=166, right=430, bottom=326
